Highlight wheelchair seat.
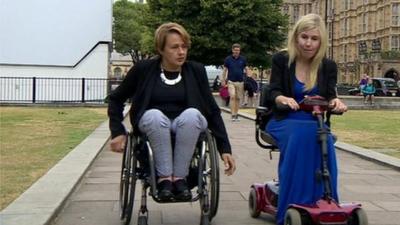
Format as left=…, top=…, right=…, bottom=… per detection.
left=119, top=129, right=220, bottom=225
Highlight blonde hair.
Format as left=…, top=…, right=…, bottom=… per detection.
left=286, top=14, right=328, bottom=90
left=154, top=22, right=191, bottom=54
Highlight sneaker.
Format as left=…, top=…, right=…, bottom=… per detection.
left=173, top=179, right=192, bottom=201
left=235, top=115, right=240, bottom=121
left=231, top=115, right=237, bottom=121
left=157, top=180, right=174, bottom=201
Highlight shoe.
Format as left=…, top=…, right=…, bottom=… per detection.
left=173, top=179, right=192, bottom=201
left=235, top=115, right=240, bottom=121
left=231, top=115, right=237, bottom=121
left=157, top=180, right=174, bottom=201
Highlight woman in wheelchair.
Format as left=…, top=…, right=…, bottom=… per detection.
left=266, top=14, right=347, bottom=225
left=107, top=23, right=236, bottom=201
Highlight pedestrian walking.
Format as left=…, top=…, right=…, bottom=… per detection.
left=222, top=43, right=249, bottom=121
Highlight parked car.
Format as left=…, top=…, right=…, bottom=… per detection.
left=205, top=65, right=223, bottom=90
left=348, top=78, right=400, bottom=96
left=337, top=83, right=358, bottom=95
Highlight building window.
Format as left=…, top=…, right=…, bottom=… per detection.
left=343, top=0, right=350, bottom=10
left=378, top=9, right=383, bottom=29
left=344, top=45, right=348, bottom=63
left=363, top=13, right=368, bottom=32
left=283, top=4, right=289, bottom=15
left=114, top=67, right=122, bottom=79
left=293, top=5, right=299, bottom=23
left=341, top=18, right=349, bottom=36
left=392, top=35, right=400, bottom=51
left=393, top=3, right=400, bottom=26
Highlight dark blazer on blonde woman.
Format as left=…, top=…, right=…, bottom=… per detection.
left=108, top=57, right=232, bottom=155
left=268, top=51, right=338, bottom=120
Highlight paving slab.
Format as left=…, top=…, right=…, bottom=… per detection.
left=48, top=113, right=400, bottom=225
left=2, top=110, right=400, bottom=225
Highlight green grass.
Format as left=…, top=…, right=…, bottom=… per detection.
left=240, top=108, right=400, bottom=158
left=331, top=110, right=400, bottom=158
left=0, top=107, right=107, bottom=210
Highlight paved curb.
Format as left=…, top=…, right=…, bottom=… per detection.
left=220, top=106, right=400, bottom=171
left=335, top=141, right=400, bottom=171
left=0, top=108, right=129, bottom=225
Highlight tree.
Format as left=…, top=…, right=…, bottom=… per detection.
left=147, top=0, right=288, bottom=67
left=113, top=0, right=152, bottom=63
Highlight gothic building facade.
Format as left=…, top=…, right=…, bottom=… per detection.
left=282, top=0, right=400, bottom=84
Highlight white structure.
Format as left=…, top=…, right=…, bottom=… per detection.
left=0, top=0, right=112, bottom=102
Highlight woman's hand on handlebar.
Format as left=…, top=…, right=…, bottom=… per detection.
left=221, top=153, right=236, bottom=176
left=275, top=95, right=299, bottom=111
left=329, top=98, right=347, bottom=113
left=110, top=134, right=126, bottom=153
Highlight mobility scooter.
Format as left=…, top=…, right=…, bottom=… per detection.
left=249, top=89, right=368, bottom=225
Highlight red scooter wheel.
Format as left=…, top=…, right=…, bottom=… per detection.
left=248, top=188, right=261, bottom=218
left=349, top=208, right=368, bottom=225
left=284, top=208, right=302, bottom=225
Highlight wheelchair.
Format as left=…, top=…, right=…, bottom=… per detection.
left=119, top=129, right=220, bottom=225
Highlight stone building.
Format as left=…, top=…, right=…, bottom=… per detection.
left=282, top=0, right=400, bottom=84
left=109, top=50, right=134, bottom=80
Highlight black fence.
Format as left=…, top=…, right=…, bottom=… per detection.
left=0, top=77, right=122, bottom=104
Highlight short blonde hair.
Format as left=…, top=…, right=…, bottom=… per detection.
left=286, top=14, right=328, bottom=90
left=154, top=22, right=191, bottom=54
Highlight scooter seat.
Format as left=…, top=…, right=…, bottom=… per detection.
left=266, top=181, right=279, bottom=195
left=260, top=131, right=278, bottom=147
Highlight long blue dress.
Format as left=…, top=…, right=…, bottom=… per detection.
left=266, top=78, right=338, bottom=225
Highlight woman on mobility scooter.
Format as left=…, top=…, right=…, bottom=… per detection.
left=266, top=14, right=347, bottom=225
left=107, top=22, right=236, bottom=202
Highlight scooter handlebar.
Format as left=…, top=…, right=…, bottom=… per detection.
left=276, top=96, right=343, bottom=115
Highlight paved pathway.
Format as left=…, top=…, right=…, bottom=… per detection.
left=50, top=113, right=400, bottom=225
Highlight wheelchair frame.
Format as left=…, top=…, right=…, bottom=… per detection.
left=119, top=130, right=220, bottom=225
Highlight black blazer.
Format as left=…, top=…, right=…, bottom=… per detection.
left=107, top=57, right=232, bottom=154
left=269, top=51, right=338, bottom=120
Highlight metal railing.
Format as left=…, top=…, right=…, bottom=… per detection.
left=0, top=77, right=122, bottom=104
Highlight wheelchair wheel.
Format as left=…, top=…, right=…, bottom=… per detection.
left=199, top=131, right=220, bottom=223
left=119, top=133, right=137, bottom=225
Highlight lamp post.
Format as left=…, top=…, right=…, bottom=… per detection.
left=325, top=0, right=328, bottom=26
left=324, top=0, right=334, bottom=59
left=259, top=65, right=263, bottom=90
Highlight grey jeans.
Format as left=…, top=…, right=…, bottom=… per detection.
left=138, top=108, right=208, bottom=178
